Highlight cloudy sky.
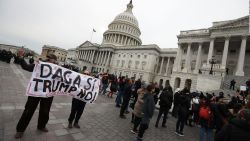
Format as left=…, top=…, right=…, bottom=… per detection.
left=0, top=0, right=248, bottom=54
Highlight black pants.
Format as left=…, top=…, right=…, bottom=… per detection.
left=120, top=99, right=129, bottom=116
left=68, top=98, right=86, bottom=124
left=176, top=110, right=187, bottom=133
left=138, top=123, right=148, bottom=138
left=230, top=84, right=235, bottom=90
left=133, top=116, right=142, bottom=131
left=155, top=107, right=169, bottom=126
left=16, top=96, right=54, bottom=132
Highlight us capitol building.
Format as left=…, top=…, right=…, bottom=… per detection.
left=76, top=0, right=177, bottom=88
left=71, top=0, right=249, bottom=92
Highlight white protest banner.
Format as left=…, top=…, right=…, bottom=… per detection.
left=26, top=61, right=100, bottom=103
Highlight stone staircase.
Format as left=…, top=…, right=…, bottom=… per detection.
left=221, top=75, right=249, bottom=90
left=206, top=75, right=249, bottom=97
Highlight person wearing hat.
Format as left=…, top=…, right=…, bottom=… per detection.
left=68, top=70, right=89, bottom=129
left=215, top=107, right=250, bottom=141
left=15, top=54, right=57, bottom=139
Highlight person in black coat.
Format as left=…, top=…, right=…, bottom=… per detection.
left=175, top=87, right=191, bottom=136
left=172, top=88, right=181, bottom=118
left=215, top=109, right=250, bottom=141
left=155, top=86, right=173, bottom=128
left=15, top=54, right=57, bottom=139
left=120, top=78, right=132, bottom=118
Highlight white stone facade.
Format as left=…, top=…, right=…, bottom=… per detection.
left=171, top=15, right=250, bottom=91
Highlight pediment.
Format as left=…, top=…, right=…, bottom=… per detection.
left=211, top=16, right=249, bottom=29
left=79, top=41, right=95, bottom=48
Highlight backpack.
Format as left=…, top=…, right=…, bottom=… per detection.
left=199, top=106, right=211, bottom=120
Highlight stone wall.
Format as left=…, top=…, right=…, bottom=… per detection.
left=196, top=75, right=222, bottom=91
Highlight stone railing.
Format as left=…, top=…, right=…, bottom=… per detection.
left=180, top=29, right=209, bottom=35
left=200, top=63, right=225, bottom=77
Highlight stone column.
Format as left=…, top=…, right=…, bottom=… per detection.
left=85, top=50, right=89, bottom=62
left=124, top=37, right=128, bottom=45
left=85, top=51, right=88, bottom=61
left=183, top=43, right=192, bottom=73
left=98, top=51, right=103, bottom=65
left=165, top=57, right=170, bottom=75
left=91, top=50, right=95, bottom=63
left=159, top=57, right=164, bottom=74
left=97, top=51, right=101, bottom=65
left=173, top=43, right=182, bottom=72
left=106, top=51, right=111, bottom=66
left=194, top=43, right=202, bottom=73
left=89, top=50, right=93, bottom=62
left=102, top=51, right=106, bottom=66
left=221, top=36, right=230, bottom=69
left=236, top=35, right=247, bottom=76
left=207, top=37, right=215, bottom=64
left=82, top=51, right=85, bottom=60
left=95, top=51, right=99, bottom=64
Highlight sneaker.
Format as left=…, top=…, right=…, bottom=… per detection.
left=178, top=132, right=184, bottom=137
left=37, top=127, right=48, bottom=132
left=14, top=132, right=24, bottom=139
left=130, top=129, right=138, bottom=134
left=162, top=125, right=167, bottom=128
left=174, top=131, right=179, bottom=135
left=74, top=123, right=80, bottom=128
left=68, top=123, right=73, bottom=128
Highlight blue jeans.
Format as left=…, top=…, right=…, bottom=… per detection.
left=199, top=127, right=212, bottom=141
left=116, top=91, right=123, bottom=106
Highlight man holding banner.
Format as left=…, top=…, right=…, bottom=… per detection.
left=15, top=54, right=58, bottom=139
left=68, top=70, right=90, bottom=129
left=15, top=54, right=100, bottom=139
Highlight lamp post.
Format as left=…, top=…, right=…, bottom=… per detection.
left=209, top=56, right=217, bottom=75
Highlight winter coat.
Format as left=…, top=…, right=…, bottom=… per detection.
left=133, top=88, right=145, bottom=117
left=122, top=83, right=132, bottom=102
left=159, top=88, right=173, bottom=110
left=141, top=92, right=155, bottom=124
left=177, top=93, right=191, bottom=118
left=20, top=58, right=35, bottom=72
left=215, top=118, right=250, bottom=141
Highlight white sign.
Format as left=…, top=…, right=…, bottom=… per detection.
left=26, top=61, right=100, bottom=103
left=240, top=86, right=247, bottom=91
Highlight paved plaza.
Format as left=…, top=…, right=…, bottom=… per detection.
left=0, top=61, right=199, bottom=141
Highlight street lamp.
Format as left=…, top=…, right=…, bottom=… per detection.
left=209, top=56, right=217, bottom=75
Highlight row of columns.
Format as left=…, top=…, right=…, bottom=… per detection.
left=78, top=50, right=113, bottom=67
left=158, top=57, right=172, bottom=75
left=104, top=33, right=140, bottom=46
left=173, top=35, right=248, bottom=76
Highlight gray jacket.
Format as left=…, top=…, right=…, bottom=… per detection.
left=141, top=92, right=155, bottom=124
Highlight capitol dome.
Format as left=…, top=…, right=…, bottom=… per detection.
left=102, top=0, right=142, bottom=46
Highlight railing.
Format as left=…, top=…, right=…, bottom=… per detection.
left=180, top=29, right=209, bottom=35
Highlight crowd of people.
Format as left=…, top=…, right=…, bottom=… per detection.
left=1, top=52, right=250, bottom=141
left=0, top=49, right=14, bottom=63
left=98, top=72, right=250, bottom=141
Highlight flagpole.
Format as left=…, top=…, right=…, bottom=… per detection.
left=90, top=30, right=94, bottom=42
